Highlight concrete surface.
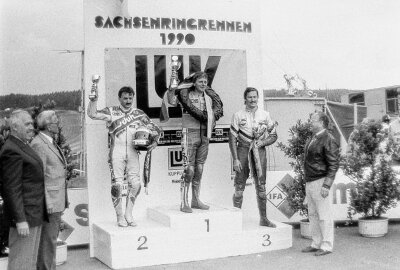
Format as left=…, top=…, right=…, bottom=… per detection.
left=59, top=224, right=400, bottom=270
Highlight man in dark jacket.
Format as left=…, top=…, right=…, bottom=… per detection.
left=301, top=112, right=339, bottom=256
left=0, top=110, right=47, bottom=269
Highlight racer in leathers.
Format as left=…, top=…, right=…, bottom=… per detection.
left=168, top=71, right=223, bottom=213
left=229, top=87, right=277, bottom=227
left=88, top=86, right=160, bottom=227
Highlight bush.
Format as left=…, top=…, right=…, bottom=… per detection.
left=342, top=119, right=400, bottom=218
left=277, top=119, right=313, bottom=218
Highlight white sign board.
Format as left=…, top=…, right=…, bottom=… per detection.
left=83, top=0, right=264, bottom=254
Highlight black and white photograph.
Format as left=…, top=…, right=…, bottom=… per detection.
left=1, top=0, right=399, bottom=269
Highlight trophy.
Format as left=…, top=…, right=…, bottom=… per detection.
left=169, top=56, right=181, bottom=89
left=89, top=75, right=101, bottom=101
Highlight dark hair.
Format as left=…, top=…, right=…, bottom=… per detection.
left=243, top=87, right=259, bottom=99
left=315, top=111, right=330, bottom=128
left=118, top=86, right=135, bottom=98
left=192, top=71, right=208, bottom=83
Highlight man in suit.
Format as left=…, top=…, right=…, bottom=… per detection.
left=31, top=110, right=68, bottom=270
left=302, top=112, right=339, bottom=256
left=0, top=110, right=47, bottom=270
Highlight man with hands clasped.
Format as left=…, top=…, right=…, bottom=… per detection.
left=30, top=110, right=69, bottom=270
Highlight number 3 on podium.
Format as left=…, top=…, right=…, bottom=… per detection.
left=262, top=234, right=271, bottom=247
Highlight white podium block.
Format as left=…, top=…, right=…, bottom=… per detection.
left=92, top=205, right=292, bottom=269
left=147, top=203, right=243, bottom=233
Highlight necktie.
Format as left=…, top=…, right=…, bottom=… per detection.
left=53, top=141, right=64, bottom=159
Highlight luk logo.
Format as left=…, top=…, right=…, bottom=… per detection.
left=168, top=148, right=183, bottom=170
left=135, top=55, right=221, bottom=118
left=215, top=129, right=223, bottom=136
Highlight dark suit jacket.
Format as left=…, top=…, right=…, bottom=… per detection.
left=30, top=133, right=68, bottom=213
left=0, top=135, right=48, bottom=227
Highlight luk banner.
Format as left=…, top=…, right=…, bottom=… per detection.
left=104, top=48, right=247, bottom=126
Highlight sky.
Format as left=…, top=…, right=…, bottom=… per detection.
left=1, top=0, right=399, bottom=95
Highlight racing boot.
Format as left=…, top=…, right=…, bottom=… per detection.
left=114, top=199, right=127, bottom=227
left=257, top=185, right=276, bottom=228
left=191, top=184, right=209, bottom=210
left=232, top=191, right=243, bottom=209
left=191, top=164, right=209, bottom=210
left=112, top=183, right=127, bottom=227
left=180, top=182, right=193, bottom=213
left=125, top=183, right=141, bottom=227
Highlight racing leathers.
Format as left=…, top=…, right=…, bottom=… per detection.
left=229, top=107, right=277, bottom=227
left=168, top=86, right=223, bottom=213
left=88, top=100, right=160, bottom=226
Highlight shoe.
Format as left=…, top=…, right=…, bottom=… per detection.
left=314, top=249, right=332, bottom=256
left=301, top=246, right=320, bottom=253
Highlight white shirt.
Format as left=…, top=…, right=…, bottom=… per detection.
left=230, top=106, right=274, bottom=143
left=40, top=132, right=53, bottom=144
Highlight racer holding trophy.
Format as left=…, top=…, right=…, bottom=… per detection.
left=87, top=78, right=161, bottom=227
left=162, top=56, right=223, bottom=213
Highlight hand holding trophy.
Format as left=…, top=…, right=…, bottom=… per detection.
left=89, top=75, right=101, bottom=101
left=169, top=55, right=181, bottom=90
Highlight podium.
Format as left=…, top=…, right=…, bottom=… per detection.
left=93, top=204, right=292, bottom=269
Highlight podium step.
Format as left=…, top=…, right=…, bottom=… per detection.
left=92, top=205, right=292, bottom=269
left=147, top=203, right=243, bottom=232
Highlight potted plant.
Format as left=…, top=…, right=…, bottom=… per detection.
left=56, top=240, right=68, bottom=266
left=55, top=218, right=73, bottom=266
left=341, top=119, right=400, bottom=237
left=0, top=196, right=9, bottom=269
left=277, top=119, right=313, bottom=238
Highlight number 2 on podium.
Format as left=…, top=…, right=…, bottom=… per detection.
left=137, top=236, right=148, bottom=250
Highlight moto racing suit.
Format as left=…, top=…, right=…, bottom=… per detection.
left=88, top=100, right=160, bottom=223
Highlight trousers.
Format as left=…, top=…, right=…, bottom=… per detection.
left=37, top=212, right=62, bottom=270
left=7, top=225, right=42, bottom=270
left=306, top=178, right=334, bottom=251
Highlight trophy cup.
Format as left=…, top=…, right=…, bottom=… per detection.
left=89, top=75, right=101, bottom=101
left=169, top=56, right=181, bottom=89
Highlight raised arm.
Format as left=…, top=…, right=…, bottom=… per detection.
left=87, top=100, right=111, bottom=122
